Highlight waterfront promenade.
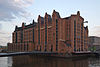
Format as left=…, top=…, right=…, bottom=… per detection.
left=0, top=51, right=98, bottom=58
left=0, top=51, right=58, bottom=57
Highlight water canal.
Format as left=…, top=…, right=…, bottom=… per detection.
left=0, top=55, right=100, bottom=67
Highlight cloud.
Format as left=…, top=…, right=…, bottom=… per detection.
left=0, top=23, right=2, bottom=30
left=90, top=26, right=100, bottom=37
left=0, top=31, right=7, bottom=35
left=0, top=0, right=34, bottom=21
left=0, top=30, right=11, bottom=46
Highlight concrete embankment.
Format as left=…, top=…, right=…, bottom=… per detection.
left=0, top=51, right=99, bottom=58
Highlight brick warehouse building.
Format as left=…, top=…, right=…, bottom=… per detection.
left=8, top=10, right=88, bottom=53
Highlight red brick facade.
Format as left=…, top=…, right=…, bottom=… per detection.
left=8, top=10, right=88, bottom=53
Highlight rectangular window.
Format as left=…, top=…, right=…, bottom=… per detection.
left=21, top=31, right=23, bottom=43
left=40, top=46, right=41, bottom=51
left=56, top=19, right=58, bottom=51
left=33, top=28, right=34, bottom=43
left=27, top=44, right=28, bottom=51
left=24, top=44, right=26, bottom=51
left=81, top=23, right=83, bottom=51
left=51, top=45, right=53, bottom=52
left=45, top=45, right=47, bottom=51
left=16, top=32, right=17, bottom=43
left=74, top=20, right=76, bottom=51
left=38, top=24, right=40, bottom=45
left=45, top=19, right=47, bottom=45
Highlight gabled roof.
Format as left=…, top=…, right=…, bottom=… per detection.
left=15, top=22, right=37, bottom=31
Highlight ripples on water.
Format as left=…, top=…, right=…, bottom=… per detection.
left=0, top=57, right=8, bottom=67
left=0, top=55, right=100, bottom=67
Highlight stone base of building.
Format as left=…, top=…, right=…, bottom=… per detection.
left=7, top=43, right=35, bottom=52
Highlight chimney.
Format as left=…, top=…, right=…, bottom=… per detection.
left=22, top=22, right=25, bottom=29
left=45, top=12, right=48, bottom=18
left=15, top=25, right=18, bottom=31
left=77, top=11, right=80, bottom=16
left=32, top=19, right=35, bottom=24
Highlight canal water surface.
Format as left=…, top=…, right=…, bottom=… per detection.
left=0, top=55, right=100, bottom=67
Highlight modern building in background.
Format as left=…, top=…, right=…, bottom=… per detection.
left=0, top=46, right=7, bottom=52
left=8, top=10, right=88, bottom=53
left=88, top=36, right=100, bottom=51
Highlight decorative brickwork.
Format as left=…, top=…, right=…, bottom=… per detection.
left=7, top=10, right=88, bottom=53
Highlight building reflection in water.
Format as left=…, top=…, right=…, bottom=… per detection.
left=8, top=55, right=89, bottom=67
